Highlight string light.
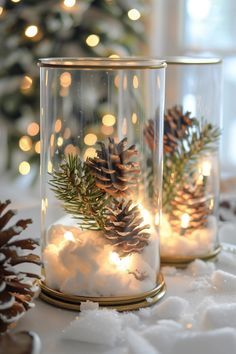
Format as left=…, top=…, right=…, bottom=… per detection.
left=19, top=161, right=30, bottom=175
left=128, top=8, right=141, bottom=21
left=27, top=122, right=39, bottom=136
left=133, top=75, right=139, bottom=89
left=25, top=25, right=39, bottom=38
left=35, top=141, right=41, bottom=154
left=57, top=137, right=64, bottom=146
left=60, top=72, right=71, bottom=88
left=21, top=76, right=33, bottom=90
left=54, top=119, right=62, bottom=133
left=19, top=136, right=32, bottom=152
left=132, top=113, right=138, bottom=124
left=63, top=0, right=76, bottom=8
left=84, top=147, right=97, bottom=160
left=102, top=114, right=116, bottom=127
left=84, top=133, right=97, bottom=146
left=86, top=34, right=100, bottom=47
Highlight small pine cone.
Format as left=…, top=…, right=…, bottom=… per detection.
left=169, top=183, right=212, bottom=234
left=164, top=105, right=193, bottom=154
left=86, top=137, right=140, bottom=198
left=104, top=200, right=150, bottom=256
left=0, top=200, right=41, bottom=333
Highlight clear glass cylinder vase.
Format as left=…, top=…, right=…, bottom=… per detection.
left=160, top=57, right=222, bottom=264
left=39, top=58, right=166, bottom=310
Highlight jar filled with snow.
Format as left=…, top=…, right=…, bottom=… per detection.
left=160, top=57, right=222, bottom=265
left=39, top=58, right=166, bottom=310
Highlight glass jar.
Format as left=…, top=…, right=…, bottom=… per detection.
left=39, top=58, right=166, bottom=310
left=160, top=57, right=222, bottom=265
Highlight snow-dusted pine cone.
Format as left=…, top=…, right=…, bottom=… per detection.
left=86, top=137, right=140, bottom=198
left=104, top=200, right=150, bottom=256
left=0, top=200, right=40, bottom=333
left=164, top=105, right=193, bottom=154
left=169, top=183, right=211, bottom=233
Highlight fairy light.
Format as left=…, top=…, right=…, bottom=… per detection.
left=180, top=213, right=190, bottom=235
left=0, top=7, right=4, bottom=15
left=47, top=161, right=53, bottom=173
left=21, top=76, right=33, bottom=90
left=109, top=252, right=131, bottom=272
left=132, top=113, right=138, bottom=124
left=54, top=119, right=62, bottom=133
left=64, top=231, right=75, bottom=241
left=19, top=161, right=30, bottom=175
left=25, top=25, right=39, bottom=38
left=35, top=141, right=41, bottom=154
left=50, top=134, right=55, bottom=147
left=201, top=160, right=211, bottom=177
left=64, top=144, right=79, bottom=155
left=84, top=133, right=97, bottom=146
left=84, top=147, right=97, bottom=160
left=86, top=34, right=100, bottom=47
left=63, top=0, right=76, bottom=7
left=11, top=0, right=21, bottom=2
left=133, top=75, right=139, bottom=89
left=128, top=8, right=141, bottom=21
left=19, top=136, right=32, bottom=152
left=60, top=72, right=71, bottom=88
left=102, top=114, right=116, bottom=127
left=27, top=122, right=39, bottom=136
left=109, top=54, right=120, bottom=58
left=57, top=137, right=63, bottom=146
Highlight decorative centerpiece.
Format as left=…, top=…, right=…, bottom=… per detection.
left=39, top=58, right=166, bottom=310
left=157, top=57, right=222, bottom=265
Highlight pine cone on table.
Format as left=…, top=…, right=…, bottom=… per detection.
left=104, top=200, right=150, bottom=256
left=86, top=137, right=140, bottom=198
left=0, top=200, right=40, bottom=333
left=168, top=183, right=212, bottom=234
left=164, top=105, right=193, bottom=154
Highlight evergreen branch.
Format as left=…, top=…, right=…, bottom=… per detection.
left=49, top=154, right=110, bottom=230
left=163, top=121, right=221, bottom=210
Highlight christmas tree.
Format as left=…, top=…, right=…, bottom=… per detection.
left=0, top=0, right=147, bottom=178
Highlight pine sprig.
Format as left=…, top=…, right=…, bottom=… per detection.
left=49, top=154, right=110, bottom=230
left=163, top=120, right=221, bottom=209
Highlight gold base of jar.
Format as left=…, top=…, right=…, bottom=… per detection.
left=39, top=274, right=166, bottom=312
left=161, top=245, right=222, bottom=268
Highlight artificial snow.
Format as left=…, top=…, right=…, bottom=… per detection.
left=150, top=296, right=189, bottom=321
left=125, top=328, right=159, bottom=354
left=211, top=269, right=236, bottom=291
left=80, top=300, right=99, bottom=311
left=201, top=303, right=236, bottom=329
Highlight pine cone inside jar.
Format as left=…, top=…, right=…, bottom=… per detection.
left=86, top=137, right=140, bottom=198
left=104, top=200, right=150, bottom=256
left=164, top=105, right=193, bottom=154
left=0, top=200, right=40, bottom=333
left=168, top=183, right=212, bottom=234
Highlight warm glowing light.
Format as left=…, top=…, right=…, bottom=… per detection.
left=132, top=113, right=138, bottom=124
left=114, top=75, right=120, bottom=88
left=128, top=8, right=141, bottom=21
left=63, top=127, right=71, bottom=139
left=64, top=144, right=79, bottom=155
left=25, top=25, right=39, bottom=38
left=101, top=125, right=114, bottom=135
left=0, top=7, right=3, bottom=16
left=60, top=72, right=71, bottom=88
left=201, top=160, right=211, bottom=177
left=123, top=75, right=127, bottom=90
left=48, top=161, right=53, bottom=173
left=122, top=118, right=127, bottom=135
left=55, top=119, right=62, bottom=133
left=21, top=76, right=33, bottom=90
left=63, top=0, right=76, bottom=7
left=19, top=161, right=30, bottom=175
left=64, top=231, right=75, bottom=241
left=181, top=213, right=190, bottom=229
left=155, top=212, right=160, bottom=226
left=102, top=114, right=116, bottom=127
left=187, top=0, right=211, bottom=20
left=84, top=147, right=97, bottom=160
left=86, top=34, right=100, bottom=47
left=11, top=0, right=21, bottom=2
left=109, top=54, right=120, bottom=59
left=57, top=137, right=64, bottom=146
left=109, top=252, right=131, bottom=271
left=84, top=133, right=97, bottom=146
left=19, top=136, right=32, bottom=151
left=35, top=141, right=41, bottom=154
left=27, top=122, right=39, bottom=136
left=50, top=134, right=55, bottom=147
left=133, top=75, right=139, bottom=89
left=138, top=205, right=152, bottom=226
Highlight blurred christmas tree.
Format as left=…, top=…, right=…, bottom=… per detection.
left=0, top=0, right=147, bottom=180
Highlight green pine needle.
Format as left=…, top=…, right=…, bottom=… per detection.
left=49, top=154, right=110, bottom=230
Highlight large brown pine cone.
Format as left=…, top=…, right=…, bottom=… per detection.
left=168, top=183, right=212, bottom=234
left=104, top=200, right=150, bottom=256
left=0, top=200, right=40, bottom=333
left=86, top=137, right=140, bottom=198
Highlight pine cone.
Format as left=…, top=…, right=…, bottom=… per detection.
left=168, top=183, right=212, bottom=234
left=164, top=105, right=193, bottom=153
left=86, top=137, right=140, bottom=198
left=0, top=200, right=41, bottom=333
left=104, top=200, right=150, bottom=256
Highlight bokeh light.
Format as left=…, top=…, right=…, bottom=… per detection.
left=54, top=119, right=62, bottom=133
left=19, top=136, right=32, bottom=151
left=84, top=147, right=97, bottom=160
left=57, top=137, right=64, bottom=146
left=84, top=133, right=97, bottom=146
left=21, top=76, right=33, bottom=90
left=60, top=72, right=71, bottom=88
left=132, top=113, right=138, bottom=124
left=27, top=122, right=39, bottom=136
left=63, top=0, right=76, bottom=7
left=102, top=114, right=116, bottom=127
left=25, top=25, right=39, bottom=38
left=64, top=144, right=79, bottom=155
left=19, top=161, right=30, bottom=175
left=35, top=141, right=41, bottom=154
left=133, top=75, right=139, bottom=89
left=86, top=34, right=100, bottom=47
left=101, top=125, right=114, bottom=135
left=128, top=9, right=141, bottom=21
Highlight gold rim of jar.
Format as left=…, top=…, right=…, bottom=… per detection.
left=38, top=57, right=167, bottom=69
left=163, top=56, right=222, bottom=65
